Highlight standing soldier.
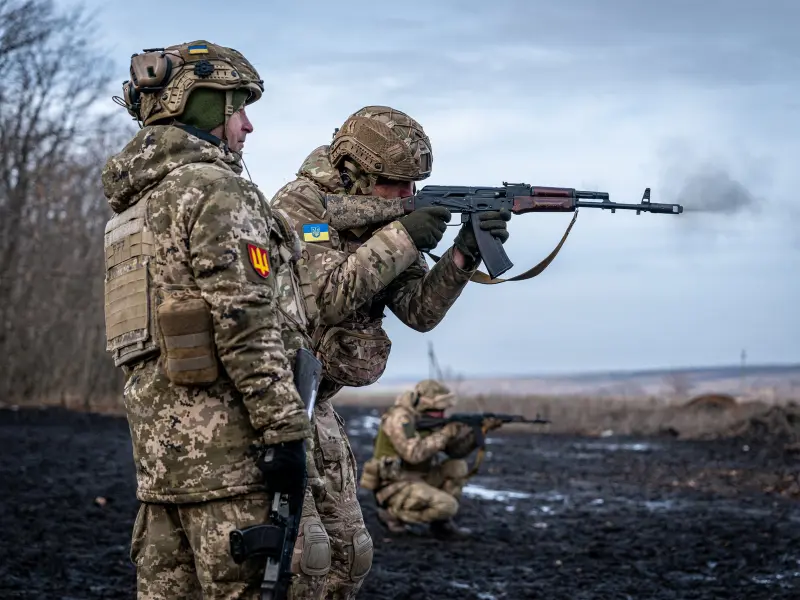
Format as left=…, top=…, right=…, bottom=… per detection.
left=102, top=40, right=330, bottom=599
left=270, top=106, right=511, bottom=595
left=359, top=380, right=502, bottom=538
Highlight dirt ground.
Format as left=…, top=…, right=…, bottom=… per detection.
left=1, top=405, right=799, bottom=600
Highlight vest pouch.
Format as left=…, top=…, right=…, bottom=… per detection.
left=358, top=458, right=380, bottom=491
left=377, top=456, right=404, bottom=483
left=157, top=295, right=218, bottom=386
left=315, top=323, right=392, bottom=387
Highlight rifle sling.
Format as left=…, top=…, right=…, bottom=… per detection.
left=426, top=210, right=579, bottom=285
left=466, top=424, right=490, bottom=479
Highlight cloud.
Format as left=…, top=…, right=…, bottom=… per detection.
left=68, top=0, right=800, bottom=376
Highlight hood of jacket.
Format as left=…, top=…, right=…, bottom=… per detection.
left=296, top=145, right=347, bottom=194
left=101, top=125, right=242, bottom=213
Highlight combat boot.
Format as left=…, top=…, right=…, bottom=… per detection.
left=429, top=518, right=471, bottom=540
left=377, top=508, right=410, bottom=534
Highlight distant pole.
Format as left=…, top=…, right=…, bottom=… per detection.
left=428, top=340, right=443, bottom=381
left=740, top=349, right=747, bottom=394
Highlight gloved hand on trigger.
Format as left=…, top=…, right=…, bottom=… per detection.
left=398, top=206, right=451, bottom=251
left=257, top=439, right=307, bottom=496
left=439, top=421, right=464, bottom=439
left=453, top=208, right=512, bottom=262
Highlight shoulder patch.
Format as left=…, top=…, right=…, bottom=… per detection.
left=240, top=239, right=271, bottom=282
left=302, top=223, right=330, bottom=242
left=401, top=419, right=416, bottom=439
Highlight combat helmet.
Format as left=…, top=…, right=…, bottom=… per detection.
left=115, top=40, right=264, bottom=129
left=413, top=379, right=456, bottom=412
left=329, top=105, right=433, bottom=194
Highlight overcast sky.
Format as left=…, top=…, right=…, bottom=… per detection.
left=68, top=0, right=799, bottom=378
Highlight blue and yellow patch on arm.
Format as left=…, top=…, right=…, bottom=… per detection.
left=188, top=44, right=209, bottom=55
left=302, top=223, right=330, bottom=242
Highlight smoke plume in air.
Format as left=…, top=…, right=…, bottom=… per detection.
left=671, top=168, right=759, bottom=214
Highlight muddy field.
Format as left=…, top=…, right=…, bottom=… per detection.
left=1, top=405, right=799, bottom=600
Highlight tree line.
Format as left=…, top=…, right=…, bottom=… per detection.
left=0, top=0, right=132, bottom=407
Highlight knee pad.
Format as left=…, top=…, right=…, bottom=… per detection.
left=299, top=519, right=331, bottom=577
left=348, top=527, right=373, bottom=581
left=440, top=459, right=468, bottom=480
left=431, top=493, right=460, bottom=521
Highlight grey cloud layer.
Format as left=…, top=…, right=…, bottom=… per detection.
left=74, top=0, right=800, bottom=375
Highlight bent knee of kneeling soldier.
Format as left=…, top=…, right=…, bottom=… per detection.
left=431, top=491, right=460, bottom=520
left=401, top=487, right=459, bottom=522
left=431, top=459, right=469, bottom=497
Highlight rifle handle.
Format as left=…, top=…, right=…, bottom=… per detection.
left=471, top=215, right=513, bottom=279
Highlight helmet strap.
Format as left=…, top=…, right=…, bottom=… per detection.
left=222, top=89, right=234, bottom=145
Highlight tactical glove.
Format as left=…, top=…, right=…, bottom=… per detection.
left=453, top=208, right=512, bottom=262
left=257, top=439, right=307, bottom=496
left=398, top=206, right=451, bottom=251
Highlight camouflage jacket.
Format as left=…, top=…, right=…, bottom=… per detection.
left=270, top=146, right=476, bottom=400
left=371, top=391, right=478, bottom=479
left=101, top=125, right=313, bottom=503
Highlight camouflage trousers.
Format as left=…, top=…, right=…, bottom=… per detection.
left=292, top=401, right=374, bottom=599
left=131, top=490, right=323, bottom=600
left=378, top=458, right=469, bottom=524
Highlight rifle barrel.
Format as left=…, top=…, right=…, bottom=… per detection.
left=575, top=200, right=683, bottom=214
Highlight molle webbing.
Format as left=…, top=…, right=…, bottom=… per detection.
left=272, top=207, right=318, bottom=324
left=104, top=198, right=159, bottom=366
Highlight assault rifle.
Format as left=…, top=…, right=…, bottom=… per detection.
left=229, top=348, right=322, bottom=600
left=405, top=184, right=684, bottom=279
left=416, top=412, right=551, bottom=431
left=415, top=412, right=550, bottom=478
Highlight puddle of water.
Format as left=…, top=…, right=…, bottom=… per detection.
left=673, top=573, right=717, bottom=583
left=462, top=484, right=532, bottom=502
left=751, top=571, right=800, bottom=586
left=533, top=491, right=567, bottom=503
left=448, top=581, right=497, bottom=600
left=450, top=581, right=471, bottom=590
left=572, top=441, right=656, bottom=452
left=644, top=499, right=682, bottom=512
left=573, top=452, right=604, bottom=460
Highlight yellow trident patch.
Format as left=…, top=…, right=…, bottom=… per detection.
left=246, top=243, right=270, bottom=278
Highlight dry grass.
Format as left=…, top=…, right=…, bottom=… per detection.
left=336, top=390, right=786, bottom=440
left=3, top=389, right=793, bottom=442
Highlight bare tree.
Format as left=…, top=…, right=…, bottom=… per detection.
left=0, top=0, right=52, bottom=66
left=0, top=0, right=130, bottom=406
left=664, top=371, right=692, bottom=403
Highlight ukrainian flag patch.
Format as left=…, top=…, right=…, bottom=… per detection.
left=188, top=44, right=209, bottom=55
left=303, top=223, right=330, bottom=242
